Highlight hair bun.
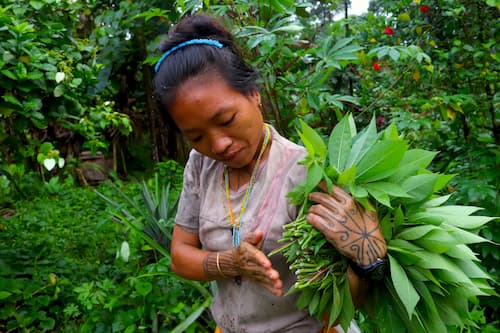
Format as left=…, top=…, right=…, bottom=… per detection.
left=166, top=14, right=234, bottom=50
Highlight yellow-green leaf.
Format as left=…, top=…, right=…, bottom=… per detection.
left=299, top=119, right=327, bottom=159
left=337, top=164, right=356, bottom=186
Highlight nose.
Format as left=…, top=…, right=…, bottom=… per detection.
left=210, top=133, right=232, bottom=155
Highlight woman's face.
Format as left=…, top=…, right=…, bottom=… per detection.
left=168, top=72, right=264, bottom=169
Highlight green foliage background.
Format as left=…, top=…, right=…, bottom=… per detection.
left=0, top=0, right=498, bottom=331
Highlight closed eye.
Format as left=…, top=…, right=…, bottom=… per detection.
left=191, top=135, right=202, bottom=143
left=221, top=114, right=235, bottom=127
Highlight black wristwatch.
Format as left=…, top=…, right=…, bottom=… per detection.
left=349, top=258, right=388, bottom=281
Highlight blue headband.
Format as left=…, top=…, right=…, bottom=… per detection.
left=154, top=39, right=224, bottom=73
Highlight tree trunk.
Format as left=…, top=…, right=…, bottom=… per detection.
left=137, top=27, right=159, bottom=163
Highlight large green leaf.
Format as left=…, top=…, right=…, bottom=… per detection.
left=418, top=206, right=495, bottom=229
left=337, top=164, right=356, bottom=186
left=372, top=286, right=410, bottom=333
left=413, top=229, right=457, bottom=253
left=412, top=280, right=447, bottom=333
left=454, top=258, right=492, bottom=279
left=389, top=149, right=438, bottom=183
left=388, top=245, right=421, bottom=265
left=388, top=254, right=420, bottom=319
left=329, top=278, right=342, bottom=328
left=422, top=205, right=483, bottom=217
left=389, top=238, right=424, bottom=252
left=364, top=185, right=391, bottom=207
left=305, top=162, right=323, bottom=193
left=414, top=252, right=476, bottom=290
left=399, top=174, right=439, bottom=204
left=421, top=194, right=453, bottom=208
left=298, top=119, right=327, bottom=160
left=328, top=114, right=354, bottom=173
left=345, top=116, right=377, bottom=169
left=338, top=277, right=354, bottom=333
left=308, top=289, right=321, bottom=315
left=296, top=288, right=313, bottom=310
left=432, top=173, right=455, bottom=192
left=433, top=292, right=471, bottom=327
left=382, top=122, right=400, bottom=140
left=364, top=182, right=412, bottom=198
left=445, top=244, right=480, bottom=261
left=355, top=140, right=407, bottom=182
left=396, top=225, right=440, bottom=240
left=407, top=211, right=446, bottom=226
left=442, top=224, right=491, bottom=244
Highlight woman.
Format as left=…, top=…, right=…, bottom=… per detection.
left=153, top=14, right=387, bottom=333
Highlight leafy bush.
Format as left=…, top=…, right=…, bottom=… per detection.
left=0, top=168, right=214, bottom=332
left=0, top=0, right=132, bottom=166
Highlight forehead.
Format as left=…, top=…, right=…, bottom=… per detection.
left=175, top=72, right=240, bottom=109
left=169, top=72, right=245, bottom=129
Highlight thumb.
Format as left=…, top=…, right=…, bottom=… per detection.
left=244, top=230, right=264, bottom=247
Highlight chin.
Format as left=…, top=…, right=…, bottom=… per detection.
left=224, top=161, right=244, bottom=169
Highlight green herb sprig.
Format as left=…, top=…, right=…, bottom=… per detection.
left=271, top=114, right=498, bottom=332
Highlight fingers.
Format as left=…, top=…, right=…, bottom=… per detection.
left=256, top=267, right=283, bottom=296
left=260, top=278, right=284, bottom=296
left=307, top=204, right=329, bottom=228
left=306, top=205, right=339, bottom=244
left=235, top=236, right=283, bottom=296
left=310, top=185, right=352, bottom=205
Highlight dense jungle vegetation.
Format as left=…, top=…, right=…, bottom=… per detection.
left=0, top=0, right=498, bottom=332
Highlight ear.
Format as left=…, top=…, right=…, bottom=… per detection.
left=249, top=90, right=261, bottom=107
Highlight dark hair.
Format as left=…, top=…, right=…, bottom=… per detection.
left=153, top=14, right=258, bottom=130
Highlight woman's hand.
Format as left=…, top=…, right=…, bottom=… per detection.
left=232, top=231, right=283, bottom=296
left=306, top=184, right=387, bottom=266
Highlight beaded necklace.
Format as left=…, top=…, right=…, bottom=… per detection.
left=224, top=124, right=271, bottom=247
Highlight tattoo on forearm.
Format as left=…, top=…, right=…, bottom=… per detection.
left=204, top=251, right=239, bottom=279
left=203, top=253, right=216, bottom=278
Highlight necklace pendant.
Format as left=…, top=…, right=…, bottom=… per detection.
left=232, top=227, right=241, bottom=247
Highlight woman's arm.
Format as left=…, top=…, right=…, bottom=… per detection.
left=346, top=266, right=371, bottom=308
left=170, top=225, right=212, bottom=281
left=306, top=184, right=387, bottom=306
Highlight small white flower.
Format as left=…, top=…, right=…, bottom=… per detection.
left=43, top=158, right=56, bottom=171
left=55, top=72, right=65, bottom=83
left=120, top=241, right=130, bottom=262
left=58, top=158, right=65, bottom=168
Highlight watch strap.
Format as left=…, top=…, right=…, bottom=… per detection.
left=349, top=257, right=388, bottom=281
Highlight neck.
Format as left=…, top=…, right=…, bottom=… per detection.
left=226, top=124, right=271, bottom=189
left=245, top=124, right=270, bottom=173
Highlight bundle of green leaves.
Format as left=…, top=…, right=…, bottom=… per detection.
left=272, top=115, right=497, bottom=332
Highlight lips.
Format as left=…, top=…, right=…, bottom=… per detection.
left=222, top=148, right=242, bottom=163
left=222, top=147, right=250, bottom=167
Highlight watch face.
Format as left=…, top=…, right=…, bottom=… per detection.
left=369, top=259, right=387, bottom=281
left=350, top=258, right=388, bottom=281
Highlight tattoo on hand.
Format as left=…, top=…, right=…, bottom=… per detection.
left=328, top=203, right=386, bottom=264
